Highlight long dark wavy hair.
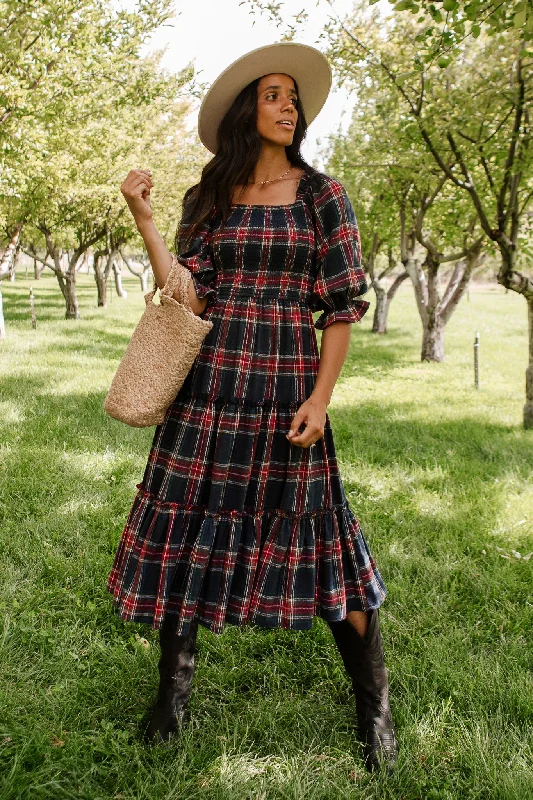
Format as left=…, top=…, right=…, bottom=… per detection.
left=177, top=76, right=312, bottom=248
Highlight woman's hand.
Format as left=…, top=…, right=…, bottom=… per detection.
left=120, top=169, right=154, bottom=226
left=286, top=397, right=327, bottom=448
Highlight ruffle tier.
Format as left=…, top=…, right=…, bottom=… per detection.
left=106, top=486, right=387, bottom=637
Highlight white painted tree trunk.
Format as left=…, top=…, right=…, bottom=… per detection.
left=371, top=272, right=409, bottom=334
left=112, top=258, right=127, bottom=298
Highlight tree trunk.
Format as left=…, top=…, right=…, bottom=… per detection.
left=95, top=272, right=107, bottom=306
left=45, top=240, right=80, bottom=319
left=404, top=256, right=429, bottom=328
left=525, top=297, right=533, bottom=430
left=93, top=251, right=107, bottom=307
left=496, top=243, right=533, bottom=429
left=112, top=258, right=127, bottom=298
left=440, top=246, right=485, bottom=327
left=421, top=311, right=445, bottom=361
left=9, top=245, right=21, bottom=282
left=26, top=244, right=43, bottom=279
left=371, top=283, right=387, bottom=333
left=372, top=271, right=409, bottom=334
left=120, top=250, right=151, bottom=292
left=140, top=270, right=150, bottom=293
left=0, top=225, right=22, bottom=279
left=64, top=273, right=79, bottom=319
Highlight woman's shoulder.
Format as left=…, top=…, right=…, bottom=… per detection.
left=303, top=167, right=348, bottom=203
left=303, top=168, right=355, bottom=231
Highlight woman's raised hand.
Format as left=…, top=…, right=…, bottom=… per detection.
left=120, top=169, right=154, bottom=226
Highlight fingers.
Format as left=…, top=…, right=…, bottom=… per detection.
left=130, top=178, right=152, bottom=194
left=286, top=410, right=305, bottom=442
left=289, top=429, right=322, bottom=448
left=286, top=410, right=324, bottom=449
left=129, top=175, right=153, bottom=191
left=121, top=178, right=152, bottom=204
left=121, top=169, right=154, bottom=196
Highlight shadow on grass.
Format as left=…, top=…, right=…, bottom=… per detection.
left=1, top=275, right=145, bottom=327
left=341, top=326, right=419, bottom=376
left=1, top=376, right=532, bottom=799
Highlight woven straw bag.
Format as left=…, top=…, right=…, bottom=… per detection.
left=104, top=255, right=214, bottom=427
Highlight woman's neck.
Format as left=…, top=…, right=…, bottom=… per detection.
left=249, top=144, right=292, bottom=183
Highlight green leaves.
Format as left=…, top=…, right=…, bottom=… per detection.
left=385, top=0, right=533, bottom=44
left=394, top=0, right=416, bottom=10
left=0, top=0, right=204, bottom=319
left=514, top=8, right=527, bottom=29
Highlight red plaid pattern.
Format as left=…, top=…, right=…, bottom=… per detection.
left=107, top=169, right=386, bottom=637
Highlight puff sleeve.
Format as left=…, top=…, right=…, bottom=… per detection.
left=308, top=179, right=370, bottom=330
left=175, top=200, right=219, bottom=310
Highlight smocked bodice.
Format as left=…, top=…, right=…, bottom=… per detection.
left=174, top=169, right=370, bottom=407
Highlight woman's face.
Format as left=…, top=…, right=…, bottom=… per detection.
left=255, top=73, right=298, bottom=147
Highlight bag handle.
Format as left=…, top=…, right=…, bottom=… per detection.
left=160, top=254, right=187, bottom=298
left=143, top=255, right=193, bottom=310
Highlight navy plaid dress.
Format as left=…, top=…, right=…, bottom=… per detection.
left=107, top=168, right=387, bottom=637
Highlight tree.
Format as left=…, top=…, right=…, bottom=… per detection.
left=245, top=0, right=533, bottom=421
left=324, top=60, right=486, bottom=358
left=0, top=1, right=198, bottom=320
left=0, top=0, right=176, bottom=133
left=380, top=1, right=533, bottom=57
left=325, top=129, right=408, bottom=334
left=323, top=2, right=533, bottom=422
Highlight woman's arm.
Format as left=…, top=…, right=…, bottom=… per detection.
left=136, top=218, right=208, bottom=316
left=309, top=321, right=352, bottom=407
left=287, top=321, right=352, bottom=448
left=120, top=169, right=207, bottom=316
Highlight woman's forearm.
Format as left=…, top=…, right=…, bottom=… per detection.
left=136, top=218, right=208, bottom=316
left=309, top=321, right=352, bottom=407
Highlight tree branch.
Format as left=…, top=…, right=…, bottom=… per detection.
left=497, top=53, right=525, bottom=229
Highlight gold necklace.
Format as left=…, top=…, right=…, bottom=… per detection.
left=247, top=165, right=293, bottom=185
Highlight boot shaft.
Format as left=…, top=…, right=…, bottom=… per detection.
left=326, top=610, right=397, bottom=771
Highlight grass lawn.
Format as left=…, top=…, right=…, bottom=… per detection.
left=0, top=271, right=532, bottom=800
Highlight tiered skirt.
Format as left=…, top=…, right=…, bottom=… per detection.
left=106, top=391, right=387, bottom=637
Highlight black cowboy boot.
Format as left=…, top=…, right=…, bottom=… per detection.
left=145, top=616, right=199, bottom=743
left=327, top=610, right=397, bottom=772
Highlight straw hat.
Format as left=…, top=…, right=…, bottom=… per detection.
left=198, top=42, right=332, bottom=154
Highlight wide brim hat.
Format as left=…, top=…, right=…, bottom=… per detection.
left=198, top=42, right=332, bottom=154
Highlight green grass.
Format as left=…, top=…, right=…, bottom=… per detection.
left=0, top=271, right=532, bottom=800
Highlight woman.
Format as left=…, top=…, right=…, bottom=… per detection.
left=109, top=42, right=397, bottom=771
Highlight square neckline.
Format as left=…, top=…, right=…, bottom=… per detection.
left=230, top=169, right=309, bottom=209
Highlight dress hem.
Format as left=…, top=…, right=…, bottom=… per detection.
left=107, top=594, right=387, bottom=636
left=106, top=485, right=388, bottom=638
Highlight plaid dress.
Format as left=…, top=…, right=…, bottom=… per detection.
left=107, top=168, right=387, bottom=637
